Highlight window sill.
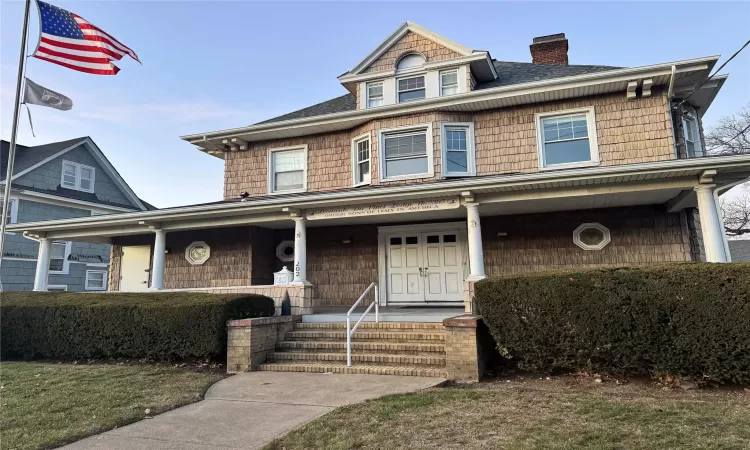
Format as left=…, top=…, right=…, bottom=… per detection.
left=443, top=172, right=475, bottom=178
left=379, top=173, right=433, bottom=183
left=62, top=185, right=95, bottom=194
left=539, top=161, right=600, bottom=172
left=266, top=189, right=307, bottom=196
left=85, top=287, right=107, bottom=291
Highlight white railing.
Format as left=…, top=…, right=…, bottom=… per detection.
left=346, top=282, right=379, bottom=367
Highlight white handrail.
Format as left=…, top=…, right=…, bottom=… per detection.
left=346, top=282, right=379, bottom=367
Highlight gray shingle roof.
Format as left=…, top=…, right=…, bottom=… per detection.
left=257, top=60, right=621, bottom=125
left=1, top=137, right=86, bottom=181
left=729, top=240, right=750, bottom=262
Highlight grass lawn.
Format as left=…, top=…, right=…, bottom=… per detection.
left=0, top=361, right=224, bottom=450
left=265, top=376, right=750, bottom=450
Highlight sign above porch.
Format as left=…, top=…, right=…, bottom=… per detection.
left=306, top=197, right=460, bottom=221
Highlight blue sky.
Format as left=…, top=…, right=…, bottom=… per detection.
left=2, top=1, right=749, bottom=208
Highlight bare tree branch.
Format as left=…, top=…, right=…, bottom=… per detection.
left=706, top=103, right=750, bottom=155
left=722, top=183, right=750, bottom=236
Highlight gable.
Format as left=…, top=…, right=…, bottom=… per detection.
left=11, top=142, right=142, bottom=210
left=364, top=31, right=464, bottom=73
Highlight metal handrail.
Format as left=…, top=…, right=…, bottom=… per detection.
left=346, top=282, right=379, bottom=367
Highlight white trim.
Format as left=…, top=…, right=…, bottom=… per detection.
left=440, top=69, right=459, bottom=97
left=366, top=81, right=384, bottom=108
left=396, top=74, right=426, bottom=103
left=267, top=145, right=308, bottom=195
left=61, top=159, right=96, bottom=193
left=2, top=140, right=86, bottom=182
left=8, top=154, right=750, bottom=236
left=535, top=106, right=600, bottom=171
left=0, top=256, right=36, bottom=262
left=351, top=133, right=372, bottom=187
left=573, top=222, right=611, bottom=250
left=46, top=285, right=68, bottom=291
left=86, top=262, right=109, bottom=267
left=48, top=241, right=72, bottom=274
left=377, top=123, right=434, bottom=182
left=440, top=122, right=476, bottom=177
left=85, top=269, right=108, bottom=290
left=681, top=112, right=704, bottom=157
left=11, top=190, right=138, bottom=213
left=2, top=196, right=19, bottom=233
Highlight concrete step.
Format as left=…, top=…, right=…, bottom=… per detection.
left=277, top=340, right=446, bottom=354
left=258, top=362, right=447, bottom=378
left=284, top=330, right=445, bottom=343
left=293, top=322, right=444, bottom=330
left=269, top=351, right=446, bottom=367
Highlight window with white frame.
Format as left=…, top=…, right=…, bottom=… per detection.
left=269, top=147, right=306, bottom=193
left=2, top=198, right=18, bottom=226
left=49, top=241, right=70, bottom=273
left=682, top=115, right=703, bottom=157
left=379, top=125, right=433, bottom=180
left=367, top=82, right=383, bottom=108
left=440, top=70, right=459, bottom=96
left=61, top=160, right=95, bottom=192
left=441, top=123, right=475, bottom=177
left=352, top=134, right=371, bottom=186
left=536, top=108, right=599, bottom=169
left=85, top=269, right=107, bottom=290
left=397, top=76, right=425, bottom=102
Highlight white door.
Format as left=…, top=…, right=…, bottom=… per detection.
left=422, top=232, right=463, bottom=302
left=385, top=229, right=465, bottom=304
left=386, top=234, right=424, bottom=303
left=120, top=246, right=151, bottom=291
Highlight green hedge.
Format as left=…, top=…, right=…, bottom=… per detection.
left=1, top=292, right=275, bottom=360
left=475, top=264, right=750, bottom=384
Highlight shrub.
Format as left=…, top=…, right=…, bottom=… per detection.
left=475, top=263, right=750, bottom=384
left=1, top=292, right=274, bottom=361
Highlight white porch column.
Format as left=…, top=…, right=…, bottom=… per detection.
left=292, top=216, right=308, bottom=284
left=33, top=237, right=51, bottom=291
left=465, top=202, right=486, bottom=280
left=150, top=229, right=167, bottom=289
left=694, top=185, right=728, bottom=263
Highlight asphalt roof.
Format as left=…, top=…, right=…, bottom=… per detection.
left=729, top=240, right=750, bottom=262
left=257, top=60, right=620, bottom=125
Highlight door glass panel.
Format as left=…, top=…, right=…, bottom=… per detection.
left=443, top=234, right=456, bottom=243
left=390, top=237, right=402, bottom=246
left=405, top=236, right=418, bottom=245
left=426, top=235, right=440, bottom=244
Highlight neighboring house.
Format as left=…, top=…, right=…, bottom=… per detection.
left=8, top=23, right=750, bottom=310
left=1, top=137, right=152, bottom=291
left=729, top=240, right=750, bottom=262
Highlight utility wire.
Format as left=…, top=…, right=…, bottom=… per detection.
left=673, top=39, right=750, bottom=110
left=707, top=122, right=750, bottom=153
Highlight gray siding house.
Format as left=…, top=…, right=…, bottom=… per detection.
left=1, top=137, right=151, bottom=291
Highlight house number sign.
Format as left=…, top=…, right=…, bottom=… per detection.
left=306, top=197, right=460, bottom=221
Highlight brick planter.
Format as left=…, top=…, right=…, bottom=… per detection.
left=226, top=316, right=294, bottom=373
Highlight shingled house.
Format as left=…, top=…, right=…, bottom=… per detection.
left=8, top=23, right=750, bottom=377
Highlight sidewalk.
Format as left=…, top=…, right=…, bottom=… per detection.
left=60, top=371, right=445, bottom=449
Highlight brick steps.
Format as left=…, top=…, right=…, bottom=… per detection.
left=269, top=351, right=446, bottom=367
left=260, top=321, right=448, bottom=378
left=258, top=362, right=447, bottom=378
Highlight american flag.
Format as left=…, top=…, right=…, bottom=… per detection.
left=33, top=1, right=139, bottom=75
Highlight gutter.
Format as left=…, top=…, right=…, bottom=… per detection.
left=7, top=154, right=750, bottom=233
left=181, top=56, right=719, bottom=143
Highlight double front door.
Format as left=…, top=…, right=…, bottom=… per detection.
left=386, top=230, right=465, bottom=303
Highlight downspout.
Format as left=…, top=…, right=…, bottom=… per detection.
left=715, top=179, right=749, bottom=262
left=667, top=65, right=679, bottom=159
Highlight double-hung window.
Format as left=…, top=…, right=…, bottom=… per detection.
left=441, top=123, right=475, bottom=177
left=85, top=269, right=108, bottom=290
left=61, top=160, right=95, bottom=192
left=49, top=241, right=71, bottom=274
left=268, top=146, right=306, bottom=193
left=536, top=107, right=599, bottom=170
left=367, top=82, right=383, bottom=107
left=352, top=134, right=371, bottom=186
left=397, top=76, right=425, bottom=102
left=379, top=124, right=433, bottom=180
left=440, top=70, right=459, bottom=96
left=682, top=115, right=703, bottom=157
left=2, top=198, right=18, bottom=226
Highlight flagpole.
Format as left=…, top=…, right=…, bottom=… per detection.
left=0, top=0, right=33, bottom=287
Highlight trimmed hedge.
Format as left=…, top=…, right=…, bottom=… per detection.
left=475, top=264, right=750, bottom=384
left=0, top=292, right=274, bottom=360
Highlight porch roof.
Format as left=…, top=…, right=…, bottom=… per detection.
left=6, top=154, right=750, bottom=242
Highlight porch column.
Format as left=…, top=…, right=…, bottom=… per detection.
left=465, top=203, right=486, bottom=280
left=33, top=237, right=52, bottom=291
left=292, top=216, right=308, bottom=284
left=694, top=185, right=728, bottom=262
left=150, top=229, right=167, bottom=289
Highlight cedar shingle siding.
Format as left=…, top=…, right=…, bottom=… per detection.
left=224, top=90, right=674, bottom=199
left=363, top=31, right=462, bottom=73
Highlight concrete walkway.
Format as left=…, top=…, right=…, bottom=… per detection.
left=60, top=372, right=445, bottom=450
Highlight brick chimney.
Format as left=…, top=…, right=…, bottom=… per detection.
left=530, top=33, right=569, bottom=65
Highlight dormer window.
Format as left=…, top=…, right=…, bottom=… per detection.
left=61, top=160, right=95, bottom=193
left=440, top=70, right=459, bottom=96
left=367, top=82, right=383, bottom=107
left=396, top=54, right=425, bottom=71
left=398, top=76, right=425, bottom=102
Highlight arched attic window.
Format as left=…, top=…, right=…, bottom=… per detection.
left=396, top=53, right=425, bottom=71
